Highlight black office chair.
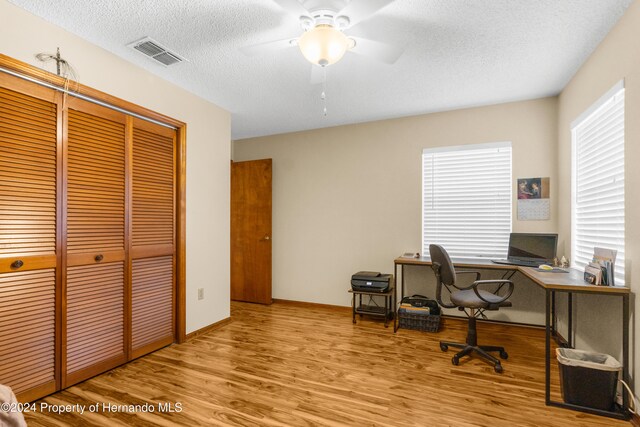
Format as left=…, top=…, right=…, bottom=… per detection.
left=429, top=244, right=514, bottom=373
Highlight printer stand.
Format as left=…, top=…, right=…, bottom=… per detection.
left=349, top=287, right=395, bottom=328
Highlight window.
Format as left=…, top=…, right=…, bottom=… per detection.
left=571, top=82, right=625, bottom=284
left=422, top=142, right=512, bottom=259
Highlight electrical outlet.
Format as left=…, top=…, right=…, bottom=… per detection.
left=197, top=288, right=204, bottom=300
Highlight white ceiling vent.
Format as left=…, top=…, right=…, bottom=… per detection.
left=127, top=37, right=185, bottom=66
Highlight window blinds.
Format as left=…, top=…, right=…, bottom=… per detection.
left=422, top=142, right=512, bottom=259
left=572, top=84, right=625, bottom=285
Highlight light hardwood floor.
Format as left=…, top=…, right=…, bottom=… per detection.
left=25, top=301, right=627, bottom=426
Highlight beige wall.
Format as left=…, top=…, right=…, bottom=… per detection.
left=0, top=0, right=231, bottom=333
left=234, top=97, right=558, bottom=324
left=236, top=0, right=640, bottom=396
left=557, top=0, right=640, bottom=388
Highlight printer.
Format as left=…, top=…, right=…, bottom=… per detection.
left=351, top=271, right=392, bottom=293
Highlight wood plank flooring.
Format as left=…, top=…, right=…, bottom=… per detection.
left=25, top=301, right=627, bottom=426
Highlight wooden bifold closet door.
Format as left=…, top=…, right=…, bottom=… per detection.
left=0, top=62, right=180, bottom=401
left=130, top=118, right=175, bottom=359
left=63, top=98, right=127, bottom=386
left=0, top=74, right=60, bottom=401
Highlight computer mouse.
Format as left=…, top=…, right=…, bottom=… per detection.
left=539, top=264, right=553, bottom=270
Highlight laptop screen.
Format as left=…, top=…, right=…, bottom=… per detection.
left=507, top=233, right=558, bottom=262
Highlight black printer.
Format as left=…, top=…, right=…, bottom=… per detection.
left=351, top=271, right=392, bottom=293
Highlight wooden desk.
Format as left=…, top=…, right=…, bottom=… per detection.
left=518, top=266, right=629, bottom=293
left=394, top=257, right=630, bottom=420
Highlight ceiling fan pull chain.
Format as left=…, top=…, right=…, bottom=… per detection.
left=322, top=67, right=328, bottom=116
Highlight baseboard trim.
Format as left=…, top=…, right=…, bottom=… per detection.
left=185, top=317, right=232, bottom=341
left=272, top=298, right=351, bottom=313
left=271, top=299, right=568, bottom=342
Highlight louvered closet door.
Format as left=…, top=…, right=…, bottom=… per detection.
left=131, top=118, right=175, bottom=359
left=64, top=99, right=127, bottom=386
left=0, top=74, right=59, bottom=402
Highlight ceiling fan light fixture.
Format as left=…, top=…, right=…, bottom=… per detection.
left=298, top=24, right=349, bottom=66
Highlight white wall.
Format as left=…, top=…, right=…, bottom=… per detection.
left=0, top=0, right=231, bottom=333
left=557, top=0, right=640, bottom=390
left=234, top=97, right=558, bottom=324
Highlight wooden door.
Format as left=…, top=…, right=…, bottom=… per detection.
left=231, top=159, right=272, bottom=304
left=130, top=118, right=175, bottom=359
left=0, top=75, right=59, bottom=401
left=63, top=99, right=127, bottom=386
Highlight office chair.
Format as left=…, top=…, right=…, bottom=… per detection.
left=429, top=244, right=514, bottom=373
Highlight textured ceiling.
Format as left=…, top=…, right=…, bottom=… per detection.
left=8, top=0, right=634, bottom=139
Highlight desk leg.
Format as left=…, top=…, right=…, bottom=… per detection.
left=393, top=304, right=398, bottom=332
left=392, top=288, right=396, bottom=328
left=394, top=263, right=398, bottom=297
left=567, top=293, right=573, bottom=348
left=551, top=292, right=556, bottom=337
left=545, top=289, right=551, bottom=405
left=623, top=294, right=629, bottom=411
left=401, top=264, right=405, bottom=301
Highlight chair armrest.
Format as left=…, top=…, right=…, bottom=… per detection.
left=454, top=271, right=481, bottom=289
left=472, top=280, right=514, bottom=305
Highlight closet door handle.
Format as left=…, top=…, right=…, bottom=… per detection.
left=94, top=254, right=104, bottom=262
left=11, top=260, right=24, bottom=269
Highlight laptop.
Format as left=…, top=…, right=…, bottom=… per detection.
left=492, top=233, right=558, bottom=267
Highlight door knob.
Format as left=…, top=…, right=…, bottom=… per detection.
left=265, top=236, right=270, bottom=240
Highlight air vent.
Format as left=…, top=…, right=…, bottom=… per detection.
left=127, top=37, right=185, bottom=67
left=153, top=51, right=182, bottom=66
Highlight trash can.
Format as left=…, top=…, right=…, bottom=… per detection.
left=556, top=348, right=622, bottom=411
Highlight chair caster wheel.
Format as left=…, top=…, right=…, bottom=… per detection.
left=499, top=350, right=508, bottom=360
left=440, top=344, right=448, bottom=352
left=452, top=356, right=459, bottom=366
left=494, top=363, right=503, bottom=373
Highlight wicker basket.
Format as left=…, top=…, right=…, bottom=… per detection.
left=397, top=309, right=441, bottom=332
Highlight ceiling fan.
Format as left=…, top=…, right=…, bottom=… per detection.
left=240, top=0, right=403, bottom=79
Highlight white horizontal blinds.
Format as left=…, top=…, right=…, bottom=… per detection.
left=423, top=142, right=512, bottom=259
left=572, top=85, right=625, bottom=284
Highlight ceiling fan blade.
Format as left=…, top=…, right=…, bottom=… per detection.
left=272, top=0, right=310, bottom=17
left=310, top=65, right=326, bottom=85
left=240, top=38, right=297, bottom=57
left=337, top=0, right=395, bottom=27
left=349, top=37, right=404, bottom=64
